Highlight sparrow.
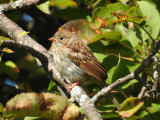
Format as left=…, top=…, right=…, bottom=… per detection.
left=49, top=29, right=120, bottom=109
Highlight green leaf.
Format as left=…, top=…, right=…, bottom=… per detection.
left=3, top=93, right=80, bottom=119
left=60, top=19, right=121, bottom=45
left=24, top=116, right=39, bottom=120
left=47, top=80, right=56, bottom=91
left=92, top=31, right=122, bottom=43
left=121, top=79, right=138, bottom=90
left=5, top=61, right=17, bottom=68
left=50, top=0, right=77, bottom=7
left=91, top=2, right=146, bottom=29
left=0, top=36, right=11, bottom=46
left=101, top=112, right=119, bottom=118
left=126, top=5, right=146, bottom=24
left=138, top=103, right=160, bottom=119
left=104, top=41, right=134, bottom=58
left=112, top=57, right=130, bottom=83
left=91, top=3, right=130, bottom=29
left=0, top=103, right=3, bottom=112
left=0, top=36, right=11, bottom=40
left=55, top=8, right=91, bottom=21
left=37, top=1, right=51, bottom=14
left=93, top=53, right=107, bottom=63
left=137, top=1, right=160, bottom=40
left=119, top=97, right=144, bottom=117
left=116, top=23, right=141, bottom=47
left=3, top=61, right=19, bottom=80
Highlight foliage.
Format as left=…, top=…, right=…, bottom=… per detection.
left=2, top=93, right=81, bottom=120
left=0, top=0, right=160, bottom=120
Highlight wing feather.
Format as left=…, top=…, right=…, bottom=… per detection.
left=66, top=41, right=107, bottom=85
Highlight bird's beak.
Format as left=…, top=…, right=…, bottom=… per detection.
left=48, top=37, right=55, bottom=42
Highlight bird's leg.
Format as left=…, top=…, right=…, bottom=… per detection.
left=67, top=81, right=80, bottom=92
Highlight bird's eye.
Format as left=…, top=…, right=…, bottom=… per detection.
left=60, top=37, right=64, bottom=40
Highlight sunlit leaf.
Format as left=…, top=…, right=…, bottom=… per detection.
left=91, top=3, right=130, bottom=29
left=1, top=47, right=14, bottom=53
left=138, top=103, right=160, bottom=119
left=121, top=79, right=138, bottom=90
left=0, top=36, right=11, bottom=40
left=24, top=116, right=39, bottom=120
left=92, top=31, right=122, bottom=43
left=91, top=2, right=145, bottom=29
left=112, top=57, right=130, bottom=83
left=57, top=19, right=121, bottom=45
left=50, top=0, right=77, bottom=7
left=47, top=80, right=56, bottom=91
left=37, top=1, right=51, bottom=14
left=126, top=5, right=146, bottom=24
left=119, top=97, right=144, bottom=117
left=0, top=36, right=11, bottom=46
left=18, top=31, right=29, bottom=38
left=116, top=23, right=141, bottom=47
left=137, top=1, right=160, bottom=40
left=93, top=53, right=107, bottom=63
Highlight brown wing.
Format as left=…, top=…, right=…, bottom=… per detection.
left=66, top=41, right=107, bottom=86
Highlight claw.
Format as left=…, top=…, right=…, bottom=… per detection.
left=67, top=81, right=80, bottom=92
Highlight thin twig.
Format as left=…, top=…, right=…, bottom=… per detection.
left=144, top=56, right=159, bottom=98
left=119, top=42, right=145, bottom=59
left=140, top=26, right=155, bottom=45
left=0, top=0, right=47, bottom=13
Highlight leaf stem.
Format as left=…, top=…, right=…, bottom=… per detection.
left=140, top=26, right=155, bottom=45
left=119, top=42, right=145, bottom=60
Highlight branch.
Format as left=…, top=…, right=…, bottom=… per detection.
left=151, top=56, right=159, bottom=93
left=0, top=1, right=103, bottom=119
left=91, top=39, right=160, bottom=103
left=0, top=0, right=47, bottom=13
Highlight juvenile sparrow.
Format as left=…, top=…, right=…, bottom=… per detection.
left=49, top=29, right=120, bottom=108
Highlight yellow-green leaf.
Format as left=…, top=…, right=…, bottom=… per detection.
left=3, top=61, right=19, bottom=80
left=0, top=36, right=11, bottom=46
left=0, top=103, right=3, bottom=112
left=1, top=47, right=14, bottom=53
left=18, top=31, right=29, bottom=38
left=0, top=36, right=11, bottom=40
left=119, top=97, right=144, bottom=117
left=37, top=1, right=51, bottom=14
left=5, top=61, right=17, bottom=69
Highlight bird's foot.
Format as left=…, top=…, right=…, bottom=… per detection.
left=67, top=81, right=80, bottom=92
